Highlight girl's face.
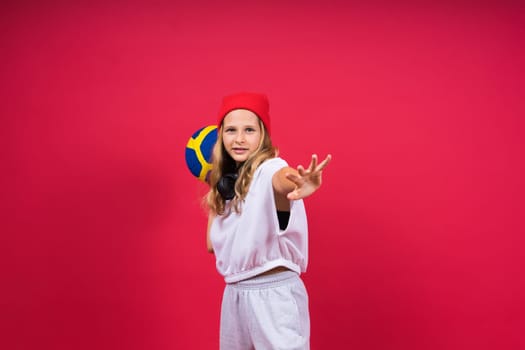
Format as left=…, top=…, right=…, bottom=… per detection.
left=222, top=109, right=262, bottom=165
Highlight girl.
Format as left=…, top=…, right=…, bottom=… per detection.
left=206, top=92, right=331, bottom=350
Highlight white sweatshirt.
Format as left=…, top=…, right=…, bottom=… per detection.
left=210, top=157, right=309, bottom=283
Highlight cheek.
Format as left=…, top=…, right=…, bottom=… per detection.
left=253, top=135, right=263, bottom=147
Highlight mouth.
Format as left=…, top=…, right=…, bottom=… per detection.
left=232, top=148, right=248, bottom=154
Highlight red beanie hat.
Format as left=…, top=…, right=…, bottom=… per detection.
left=217, top=92, right=271, bottom=134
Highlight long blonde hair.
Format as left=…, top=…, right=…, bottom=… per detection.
left=206, top=119, right=278, bottom=215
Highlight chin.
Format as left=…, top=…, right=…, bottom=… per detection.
left=232, top=156, right=248, bottom=163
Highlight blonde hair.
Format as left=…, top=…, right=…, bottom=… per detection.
left=206, top=119, right=278, bottom=215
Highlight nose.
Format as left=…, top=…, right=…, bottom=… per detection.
left=235, top=132, right=245, bottom=143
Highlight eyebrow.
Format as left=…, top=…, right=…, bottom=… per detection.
left=223, top=124, right=258, bottom=128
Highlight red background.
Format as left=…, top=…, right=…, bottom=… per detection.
left=2, top=1, right=524, bottom=349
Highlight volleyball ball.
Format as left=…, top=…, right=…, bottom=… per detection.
left=185, top=125, right=218, bottom=182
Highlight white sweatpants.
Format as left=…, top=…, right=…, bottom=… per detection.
left=220, top=270, right=310, bottom=350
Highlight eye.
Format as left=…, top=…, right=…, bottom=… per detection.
left=246, top=127, right=256, bottom=132
left=224, top=127, right=235, bottom=133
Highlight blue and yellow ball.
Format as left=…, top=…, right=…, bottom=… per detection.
left=185, top=125, right=218, bottom=182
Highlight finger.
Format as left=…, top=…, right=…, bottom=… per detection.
left=297, top=165, right=306, bottom=177
left=316, top=154, right=332, bottom=171
left=287, top=191, right=298, bottom=200
left=286, top=172, right=302, bottom=185
left=309, top=154, right=318, bottom=172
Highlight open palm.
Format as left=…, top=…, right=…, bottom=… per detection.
left=286, top=154, right=332, bottom=200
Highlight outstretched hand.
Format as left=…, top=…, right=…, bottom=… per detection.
left=285, top=154, right=332, bottom=200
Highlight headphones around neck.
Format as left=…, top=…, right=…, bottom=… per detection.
left=217, top=173, right=238, bottom=200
